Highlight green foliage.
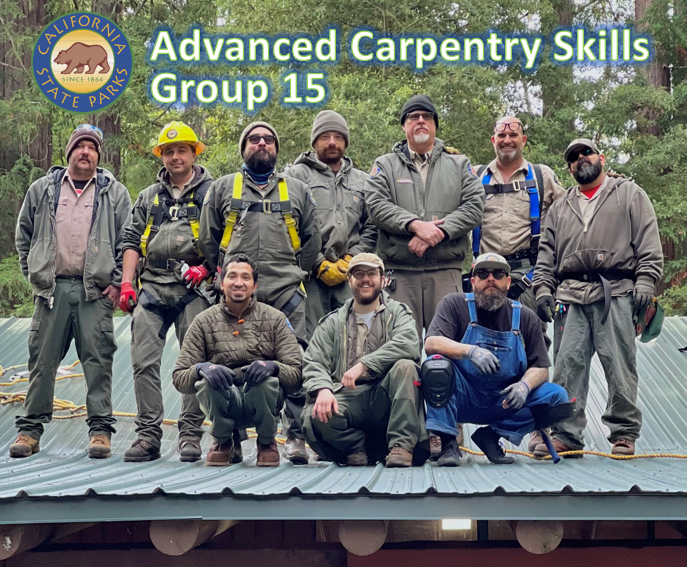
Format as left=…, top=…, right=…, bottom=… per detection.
left=659, top=282, right=687, bottom=316
left=0, top=255, right=33, bottom=318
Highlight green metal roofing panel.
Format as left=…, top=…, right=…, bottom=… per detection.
left=0, top=316, right=686, bottom=523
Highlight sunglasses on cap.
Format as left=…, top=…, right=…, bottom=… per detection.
left=474, top=269, right=508, bottom=280
left=566, top=146, right=597, bottom=165
left=75, top=123, right=103, bottom=140
left=494, top=122, right=522, bottom=133
left=247, top=134, right=276, bottom=145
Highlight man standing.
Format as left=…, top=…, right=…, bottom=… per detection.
left=533, top=139, right=663, bottom=457
left=365, top=94, right=484, bottom=345
left=119, top=122, right=212, bottom=463
left=12, top=124, right=131, bottom=459
left=286, top=110, right=377, bottom=340
left=199, top=122, right=321, bottom=465
left=173, top=254, right=302, bottom=467
left=472, top=117, right=565, bottom=348
left=302, top=253, right=428, bottom=467
left=424, top=253, right=568, bottom=466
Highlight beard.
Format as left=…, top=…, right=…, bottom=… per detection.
left=353, top=285, right=381, bottom=305
left=496, top=145, right=521, bottom=164
left=413, top=132, right=430, bottom=144
left=317, top=147, right=343, bottom=166
left=244, top=149, right=276, bottom=173
left=474, top=288, right=507, bottom=311
left=573, top=159, right=603, bottom=185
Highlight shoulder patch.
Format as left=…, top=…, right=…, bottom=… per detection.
left=308, top=191, right=317, bottom=206
left=369, top=164, right=382, bottom=179
left=467, top=163, right=478, bottom=178
left=285, top=318, right=295, bottom=334
left=203, top=187, right=212, bottom=205
left=443, top=146, right=461, bottom=155
left=553, top=174, right=561, bottom=186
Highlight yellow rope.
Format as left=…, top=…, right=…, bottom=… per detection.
left=459, top=445, right=687, bottom=460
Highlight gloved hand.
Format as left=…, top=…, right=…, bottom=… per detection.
left=119, top=282, right=137, bottom=313
left=184, top=265, right=210, bottom=288
left=243, top=360, right=279, bottom=387
left=196, top=362, right=235, bottom=390
left=317, top=261, right=348, bottom=287
left=468, top=346, right=501, bottom=374
left=632, top=285, right=654, bottom=317
left=536, top=295, right=555, bottom=322
left=336, top=254, right=353, bottom=274
left=500, top=380, right=531, bottom=410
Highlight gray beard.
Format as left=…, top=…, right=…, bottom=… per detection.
left=474, top=290, right=507, bottom=311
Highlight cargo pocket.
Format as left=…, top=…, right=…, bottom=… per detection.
left=99, top=317, right=117, bottom=355
left=28, top=318, right=41, bottom=352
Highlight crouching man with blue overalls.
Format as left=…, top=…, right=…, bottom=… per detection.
left=423, top=253, right=568, bottom=465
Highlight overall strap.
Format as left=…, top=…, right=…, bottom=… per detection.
left=466, top=292, right=478, bottom=324
left=512, top=300, right=522, bottom=332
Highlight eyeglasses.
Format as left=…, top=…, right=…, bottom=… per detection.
left=566, top=146, right=597, bottom=165
left=494, top=122, right=522, bottom=133
left=247, top=134, right=276, bottom=145
left=474, top=269, right=508, bottom=280
left=406, top=112, right=435, bottom=123
left=74, top=123, right=103, bottom=140
left=350, top=268, right=381, bottom=280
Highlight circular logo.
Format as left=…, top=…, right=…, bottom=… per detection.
left=33, top=12, right=132, bottom=113
left=167, top=129, right=178, bottom=140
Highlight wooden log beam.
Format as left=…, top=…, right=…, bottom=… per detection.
left=511, top=520, right=564, bottom=554
left=149, top=519, right=240, bottom=556
left=338, top=520, right=388, bottom=557
left=0, top=523, right=93, bottom=559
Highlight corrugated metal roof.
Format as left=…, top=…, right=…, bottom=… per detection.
left=0, top=315, right=686, bottom=523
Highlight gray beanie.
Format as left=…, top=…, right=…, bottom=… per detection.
left=239, top=121, right=280, bottom=154
left=311, top=110, right=350, bottom=147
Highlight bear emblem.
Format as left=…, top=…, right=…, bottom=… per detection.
left=53, top=42, right=110, bottom=75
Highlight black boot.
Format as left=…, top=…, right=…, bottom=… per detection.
left=124, top=439, right=161, bottom=462
left=437, top=436, right=462, bottom=467
left=471, top=426, right=514, bottom=465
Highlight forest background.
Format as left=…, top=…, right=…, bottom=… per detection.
left=1, top=0, right=686, bottom=316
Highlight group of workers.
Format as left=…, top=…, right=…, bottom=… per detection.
left=10, top=93, right=662, bottom=468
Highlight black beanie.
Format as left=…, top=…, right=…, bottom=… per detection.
left=400, top=94, right=439, bottom=128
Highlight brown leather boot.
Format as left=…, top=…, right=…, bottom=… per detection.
left=88, top=435, right=112, bottom=459
left=346, top=451, right=368, bottom=466
left=9, top=434, right=40, bottom=458
left=429, top=435, right=442, bottom=460
left=385, top=446, right=413, bottom=468
left=533, top=437, right=583, bottom=459
left=528, top=431, right=543, bottom=453
left=206, top=439, right=234, bottom=466
left=612, top=439, right=635, bottom=456
left=257, top=440, right=280, bottom=467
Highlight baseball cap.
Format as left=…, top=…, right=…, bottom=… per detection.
left=347, top=253, right=385, bottom=275
left=473, top=253, right=510, bottom=274
left=564, top=138, right=600, bottom=163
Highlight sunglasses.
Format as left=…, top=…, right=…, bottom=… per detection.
left=247, top=134, right=276, bottom=145
left=406, top=112, right=435, bottom=123
left=494, top=122, right=522, bottom=133
left=567, top=146, right=597, bottom=165
left=74, top=123, right=103, bottom=140
left=474, top=269, right=508, bottom=280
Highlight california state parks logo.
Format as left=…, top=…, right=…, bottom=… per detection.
left=33, top=12, right=132, bottom=112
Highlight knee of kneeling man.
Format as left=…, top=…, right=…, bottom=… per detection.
left=390, top=359, right=418, bottom=376
left=551, top=384, right=570, bottom=404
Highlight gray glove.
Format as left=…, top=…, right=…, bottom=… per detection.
left=500, top=380, right=531, bottom=409
left=468, top=346, right=500, bottom=374
left=633, top=284, right=653, bottom=317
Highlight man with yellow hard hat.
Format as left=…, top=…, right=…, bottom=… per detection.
left=120, top=121, right=214, bottom=463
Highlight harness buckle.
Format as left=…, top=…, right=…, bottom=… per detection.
left=262, top=200, right=272, bottom=214
left=168, top=205, right=180, bottom=220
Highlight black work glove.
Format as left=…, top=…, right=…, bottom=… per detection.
left=500, top=380, right=531, bottom=410
left=243, top=360, right=279, bottom=387
left=467, top=346, right=500, bottom=374
left=632, top=285, right=653, bottom=317
left=196, top=362, right=235, bottom=391
left=536, top=295, right=555, bottom=323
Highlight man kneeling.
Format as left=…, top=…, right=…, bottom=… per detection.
left=302, top=253, right=428, bottom=467
left=424, top=253, right=568, bottom=465
left=173, top=254, right=302, bottom=466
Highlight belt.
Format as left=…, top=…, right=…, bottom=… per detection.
left=561, top=270, right=635, bottom=325
left=55, top=274, right=83, bottom=280
left=504, top=246, right=538, bottom=263
left=145, top=258, right=203, bottom=270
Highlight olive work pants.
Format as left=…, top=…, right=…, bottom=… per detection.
left=131, top=281, right=208, bottom=447
left=302, top=360, right=429, bottom=464
left=304, top=276, right=352, bottom=342
left=16, top=278, right=117, bottom=440
left=280, top=297, right=307, bottom=440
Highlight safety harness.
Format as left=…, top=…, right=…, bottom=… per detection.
left=472, top=163, right=544, bottom=289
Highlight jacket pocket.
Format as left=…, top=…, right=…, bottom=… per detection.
left=27, top=239, right=53, bottom=289
left=90, top=240, right=117, bottom=287
left=560, top=249, right=614, bottom=273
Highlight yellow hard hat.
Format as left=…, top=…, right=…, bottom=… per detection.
left=152, top=121, right=206, bottom=157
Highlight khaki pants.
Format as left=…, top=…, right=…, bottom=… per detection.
left=510, top=263, right=551, bottom=351
left=552, top=295, right=642, bottom=449
left=131, top=281, right=208, bottom=446
left=17, top=278, right=117, bottom=440
left=302, top=360, right=429, bottom=464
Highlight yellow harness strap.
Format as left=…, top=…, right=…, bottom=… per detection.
left=140, top=189, right=203, bottom=258
left=278, top=178, right=301, bottom=253
left=140, top=192, right=159, bottom=257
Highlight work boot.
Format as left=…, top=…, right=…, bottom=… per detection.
left=178, top=438, right=202, bottom=462
left=9, top=434, right=40, bottom=458
left=429, top=435, right=442, bottom=461
left=206, top=439, right=234, bottom=467
left=385, top=446, right=413, bottom=468
left=611, top=439, right=635, bottom=456
left=284, top=437, right=309, bottom=465
left=124, top=439, right=161, bottom=462
left=437, top=438, right=462, bottom=467
left=88, top=435, right=112, bottom=459
left=346, top=451, right=368, bottom=466
left=471, top=426, right=514, bottom=465
left=231, top=429, right=243, bottom=464
left=257, top=440, right=280, bottom=467
left=528, top=431, right=543, bottom=453
left=533, top=437, right=583, bottom=459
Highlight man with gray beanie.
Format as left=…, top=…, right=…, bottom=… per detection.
left=286, top=110, right=377, bottom=342
left=12, top=124, right=131, bottom=459
left=366, top=94, right=484, bottom=347
left=199, top=121, right=321, bottom=464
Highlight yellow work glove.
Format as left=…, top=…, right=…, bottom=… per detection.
left=317, top=260, right=348, bottom=287
left=336, top=254, right=353, bottom=274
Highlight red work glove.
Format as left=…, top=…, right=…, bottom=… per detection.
left=184, top=265, right=210, bottom=288
left=119, top=282, right=137, bottom=313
